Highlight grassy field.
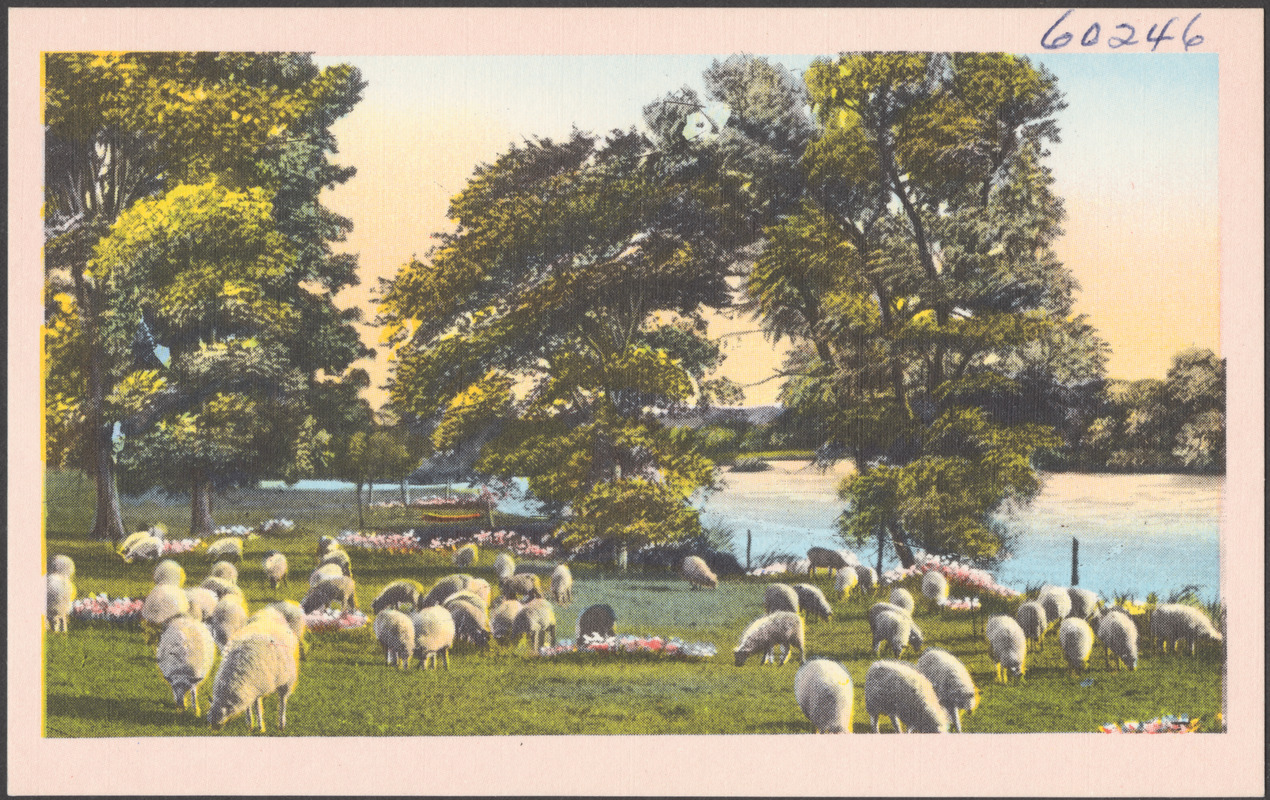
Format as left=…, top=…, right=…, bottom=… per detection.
left=43, top=471, right=1224, bottom=736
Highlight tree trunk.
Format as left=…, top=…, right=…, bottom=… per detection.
left=876, top=525, right=884, bottom=575
left=400, top=479, right=407, bottom=506
left=615, top=540, right=628, bottom=570
left=888, top=522, right=917, bottom=568
left=91, top=423, right=127, bottom=541
left=190, top=473, right=216, bottom=538
left=355, top=482, right=364, bottom=530
left=367, top=481, right=373, bottom=506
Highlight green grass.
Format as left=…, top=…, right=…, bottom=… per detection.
left=43, top=470, right=1224, bottom=736
left=734, top=449, right=817, bottom=461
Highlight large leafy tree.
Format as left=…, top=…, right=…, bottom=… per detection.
left=749, top=53, right=1107, bottom=567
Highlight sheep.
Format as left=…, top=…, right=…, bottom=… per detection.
left=200, top=576, right=244, bottom=600
left=316, top=535, right=339, bottom=560
left=864, top=660, right=950, bottom=733
left=207, top=630, right=300, bottom=732
left=575, top=603, right=617, bottom=642
left=889, top=587, right=916, bottom=615
left=152, top=559, right=186, bottom=587
left=119, top=533, right=164, bottom=563
left=509, top=598, right=557, bottom=652
left=835, top=567, right=859, bottom=600
left=208, top=560, right=238, bottom=585
left=806, top=546, right=849, bottom=577
left=209, top=594, right=249, bottom=649
left=1150, top=603, right=1223, bottom=655
left=921, top=571, right=949, bottom=606
left=551, top=564, right=573, bottom=605
left=870, top=607, right=923, bottom=658
left=493, top=553, right=516, bottom=581
left=445, top=597, right=492, bottom=650
left=266, top=600, right=309, bottom=658
left=836, top=549, right=861, bottom=568
left=682, top=555, right=718, bottom=590
left=867, top=602, right=911, bottom=628
left=1016, top=601, right=1048, bottom=645
left=262, top=551, right=288, bottom=591
left=309, top=563, right=346, bottom=587
left=764, top=583, right=800, bottom=615
left=46, top=573, right=76, bottom=633
left=854, top=565, right=878, bottom=594
left=319, top=548, right=352, bottom=576
left=442, top=589, right=486, bottom=609
left=1096, top=611, right=1139, bottom=671
left=49, top=554, right=75, bottom=579
left=1059, top=618, right=1095, bottom=673
left=794, top=659, right=854, bottom=734
left=372, top=579, right=427, bottom=613
left=143, top=584, right=192, bottom=633
left=184, top=587, right=219, bottom=622
left=206, top=537, right=243, bottom=564
left=500, top=572, right=543, bottom=603
left=157, top=614, right=216, bottom=714
left=916, top=648, right=978, bottom=733
left=409, top=606, right=457, bottom=669
left=1067, top=586, right=1099, bottom=620
left=466, top=578, right=492, bottom=609
left=985, top=615, right=1027, bottom=683
left=422, top=574, right=476, bottom=607
left=374, top=609, right=415, bottom=669
left=453, top=543, right=478, bottom=568
left=789, top=558, right=811, bottom=576
left=1038, top=586, right=1072, bottom=626
left=301, top=575, right=358, bottom=614
left=490, top=598, right=524, bottom=644
left=793, top=583, right=834, bottom=623
left=733, top=611, right=806, bottom=667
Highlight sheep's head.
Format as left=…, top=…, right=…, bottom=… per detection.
left=909, top=627, right=925, bottom=653
left=733, top=648, right=749, bottom=667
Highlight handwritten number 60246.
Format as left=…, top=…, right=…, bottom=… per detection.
left=1042, top=9, right=1204, bottom=51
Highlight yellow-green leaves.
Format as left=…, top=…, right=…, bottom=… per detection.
left=433, top=371, right=515, bottom=453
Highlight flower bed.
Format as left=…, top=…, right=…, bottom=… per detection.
left=421, top=511, right=484, bottom=521
left=161, top=538, right=203, bottom=556
left=883, top=552, right=1022, bottom=601
left=304, top=608, right=369, bottom=633
left=69, top=594, right=144, bottom=625
left=539, top=633, right=717, bottom=660
left=214, top=524, right=256, bottom=538
left=260, top=518, right=295, bottom=534
left=1100, top=715, right=1201, bottom=733
left=337, top=530, right=425, bottom=553
left=335, top=528, right=554, bottom=559
left=470, top=529, right=553, bottom=558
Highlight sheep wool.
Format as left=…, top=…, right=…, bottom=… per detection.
left=864, top=660, right=949, bottom=733
left=453, top=543, right=478, bottom=568
left=467, top=578, right=492, bottom=608
left=490, top=599, right=523, bottom=644
left=442, top=590, right=486, bottom=610
left=1038, top=586, right=1072, bottom=625
left=1016, top=601, right=1048, bottom=644
left=316, top=536, right=339, bottom=560
left=373, top=579, right=427, bottom=613
left=423, top=574, right=476, bottom=607
left=889, top=588, right=916, bottom=615
left=445, top=598, right=492, bottom=650
left=682, top=556, right=718, bottom=590
left=262, top=551, right=288, bottom=590
left=207, top=630, right=300, bottom=732
left=985, top=615, right=1027, bottom=683
left=319, top=548, right=352, bottom=576
left=1096, top=611, right=1139, bottom=670
left=854, top=565, right=878, bottom=594
left=1067, top=586, right=1099, bottom=620
left=374, top=609, right=415, bottom=669
left=120, top=533, right=163, bottom=563
left=208, top=560, right=239, bottom=585
left=551, top=564, right=573, bottom=605
left=806, top=547, right=849, bottom=578
left=143, top=584, right=192, bottom=628
left=152, top=559, right=186, bottom=587
left=493, top=553, right=516, bottom=582
left=794, top=659, right=854, bottom=733
left=157, top=614, right=216, bottom=714
left=301, top=575, right=358, bottom=614
left=409, top=606, right=457, bottom=669
left=733, top=611, right=805, bottom=667
left=793, top=583, right=834, bottom=623
left=576, top=603, right=617, bottom=642
left=200, top=576, right=244, bottom=600
left=764, top=583, right=800, bottom=615
left=46, top=573, right=76, bottom=632
left=1059, top=618, right=1095, bottom=672
left=509, top=598, right=557, bottom=652
left=789, top=558, right=811, bottom=576
left=921, top=571, right=949, bottom=606
left=836, top=549, right=861, bottom=568
left=210, top=594, right=249, bottom=649
left=49, top=554, right=76, bottom=579
left=835, top=567, right=859, bottom=599
left=267, top=601, right=309, bottom=657
left=184, top=587, right=219, bottom=622
left=309, top=563, right=346, bottom=587
left=867, top=602, right=910, bottom=628
left=871, top=608, right=921, bottom=658
left=206, top=537, right=243, bottom=563
left=1150, top=603, right=1223, bottom=655
left=500, top=572, right=543, bottom=603
left=916, top=648, right=978, bottom=733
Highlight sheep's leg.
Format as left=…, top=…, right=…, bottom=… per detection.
left=192, top=686, right=201, bottom=717
left=953, top=708, right=963, bottom=734
left=386, top=651, right=393, bottom=666
left=256, top=697, right=266, bottom=734
left=870, top=715, right=880, bottom=734
left=779, top=645, right=791, bottom=666
left=442, top=647, right=450, bottom=670
left=1189, top=638, right=1196, bottom=656
left=279, top=690, right=289, bottom=729
left=248, top=701, right=257, bottom=729
left=894, top=717, right=905, bottom=734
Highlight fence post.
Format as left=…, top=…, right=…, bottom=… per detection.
left=1071, top=537, right=1079, bottom=586
left=746, top=529, right=752, bottom=572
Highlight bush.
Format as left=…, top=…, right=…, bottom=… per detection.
left=730, top=456, right=771, bottom=472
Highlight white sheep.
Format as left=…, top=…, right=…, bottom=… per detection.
left=1038, top=586, right=1072, bottom=625
left=309, top=563, right=346, bottom=587
left=916, top=648, right=978, bottom=733
left=453, top=543, right=478, bottom=568
left=207, top=630, right=300, bottom=732
left=266, top=600, right=309, bottom=658
left=152, top=559, right=186, bottom=587
left=200, top=576, right=244, bottom=600
left=793, top=583, right=834, bottom=623
left=509, top=598, right=557, bottom=652
left=1059, top=617, right=1095, bottom=673
left=467, top=578, right=492, bottom=609
left=836, top=549, right=861, bottom=568
left=1067, top=586, right=1099, bottom=619
left=302, top=575, right=358, bottom=614
left=789, top=558, right=811, bottom=576
left=424, top=574, right=476, bottom=607
left=575, top=603, right=617, bottom=642
left=209, top=594, right=249, bottom=649
left=373, top=579, right=427, bottom=613
left=445, top=597, right=492, bottom=650
left=985, top=614, right=1027, bottom=683
left=490, top=598, right=524, bottom=644
left=682, top=555, right=718, bottom=589
left=442, top=589, right=486, bottom=609
left=733, top=611, right=806, bottom=667
left=142, top=583, right=192, bottom=635
left=205, top=537, right=243, bottom=563
left=835, top=567, right=859, bottom=600
left=764, top=583, right=800, bottom=615
left=551, top=564, right=573, bottom=605
left=1150, top=603, right=1223, bottom=655
left=864, top=659, right=949, bottom=733
left=409, top=606, right=457, bottom=669
left=262, top=551, right=288, bottom=591
left=493, top=552, right=516, bottom=582
left=806, top=546, right=849, bottom=577
left=794, top=659, right=854, bottom=733
left=889, top=587, right=916, bottom=615
left=208, top=560, right=238, bottom=585
left=867, top=601, right=910, bottom=627
left=921, top=571, right=949, bottom=606
left=184, top=587, right=219, bottom=622
left=500, top=572, right=544, bottom=603
left=374, top=609, right=415, bottom=669
left=854, top=565, right=878, bottom=594
left=1096, top=611, right=1139, bottom=671
left=870, top=607, right=923, bottom=658
left=315, top=536, right=340, bottom=562
left=1016, top=601, right=1048, bottom=645
left=49, top=554, right=75, bottom=579
left=157, top=614, right=216, bottom=715
left=46, top=573, right=76, bottom=633
left=119, top=533, right=164, bottom=563
left=319, top=548, right=352, bottom=576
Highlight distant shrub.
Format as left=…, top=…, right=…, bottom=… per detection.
left=730, top=456, right=771, bottom=472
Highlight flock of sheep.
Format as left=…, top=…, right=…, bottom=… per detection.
left=44, top=534, right=1224, bottom=734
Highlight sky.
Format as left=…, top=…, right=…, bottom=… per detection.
left=312, top=53, right=1220, bottom=409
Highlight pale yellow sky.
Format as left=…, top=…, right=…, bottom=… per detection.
left=315, top=54, right=1220, bottom=410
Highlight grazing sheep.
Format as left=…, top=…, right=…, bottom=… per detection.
left=789, top=558, right=811, bottom=576
left=119, top=533, right=164, bottom=563
left=200, top=576, right=244, bottom=600
left=733, top=611, right=806, bottom=667
left=143, top=584, right=192, bottom=632
left=374, top=609, right=415, bottom=669
left=46, top=573, right=76, bottom=633
left=1096, top=612, right=1139, bottom=671
left=49, top=554, right=75, bottom=579
left=493, top=553, right=516, bottom=582
left=1059, top=618, right=1095, bottom=673
left=445, top=598, right=492, bottom=650
left=262, top=551, right=288, bottom=591
left=870, top=608, right=923, bottom=658
left=1150, top=603, right=1223, bottom=655
left=490, top=598, right=524, bottom=644
left=453, top=543, right=478, bottom=568
left=372, top=579, right=427, bottom=613
left=207, top=630, right=300, bottom=732
left=806, top=546, right=850, bottom=577
left=319, top=548, right=352, bottom=576
left=916, top=649, right=978, bottom=733
left=985, top=615, right=1027, bottom=684
left=793, top=584, right=834, bottom=623
left=208, top=560, right=238, bottom=585
left=409, top=606, right=457, bottom=669
left=316, top=536, right=339, bottom=560
left=682, top=555, right=719, bottom=589
left=1016, top=601, right=1048, bottom=645
left=575, top=603, right=617, bottom=642
left=184, top=587, right=219, bottom=622
left=551, top=564, right=573, bottom=605
left=301, top=575, right=358, bottom=614
left=864, top=660, right=950, bottom=733
left=309, top=563, right=346, bottom=587
left=1067, top=587, right=1099, bottom=620
left=209, top=594, right=249, bottom=649
left=509, top=598, right=557, bottom=652
left=921, top=572, right=949, bottom=606
left=889, top=588, right=915, bottom=615
left=206, top=537, right=243, bottom=564
left=1038, top=586, right=1072, bottom=626
left=442, top=590, right=486, bottom=610
left=266, top=600, right=309, bottom=658
left=422, top=574, right=477, bottom=607
left=854, top=565, right=878, bottom=594
left=152, top=559, right=186, bottom=587
left=500, top=572, right=543, bottom=603
left=467, top=578, right=492, bottom=608
left=835, top=567, right=859, bottom=600
left=867, top=602, right=912, bottom=630
left=157, top=614, right=216, bottom=714
left=764, top=583, right=800, bottom=615
left=836, top=549, right=861, bottom=568
left=794, top=659, right=854, bottom=733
